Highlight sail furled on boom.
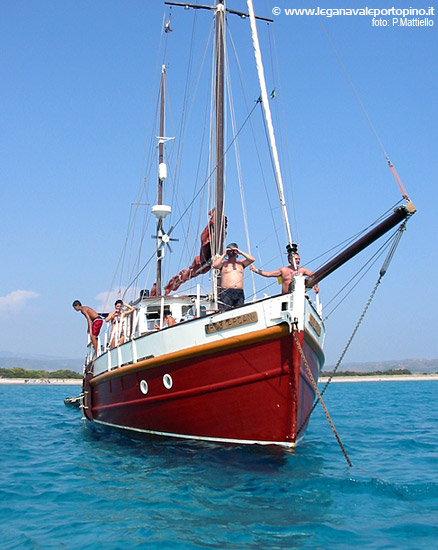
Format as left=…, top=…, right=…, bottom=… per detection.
left=164, top=210, right=227, bottom=295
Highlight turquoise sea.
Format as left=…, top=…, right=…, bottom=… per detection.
left=1, top=381, right=437, bottom=549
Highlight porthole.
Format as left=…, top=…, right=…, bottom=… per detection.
left=139, top=380, right=149, bottom=395
left=163, top=373, right=173, bottom=390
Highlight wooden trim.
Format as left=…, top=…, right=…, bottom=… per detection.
left=303, top=329, right=325, bottom=365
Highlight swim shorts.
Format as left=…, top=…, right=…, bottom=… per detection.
left=220, top=288, right=245, bottom=312
left=91, top=318, right=103, bottom=336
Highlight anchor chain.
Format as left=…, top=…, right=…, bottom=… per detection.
left=297, top=221, right=407, bottom=441
left=300, top=274, right=383, bottom=431
left=292, top=326, right=353, bottom=467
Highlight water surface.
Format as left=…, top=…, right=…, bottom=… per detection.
left=1, top=381, right=437, bottom=549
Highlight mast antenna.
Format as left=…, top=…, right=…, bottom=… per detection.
left=152, top=64, right=178, bottom=295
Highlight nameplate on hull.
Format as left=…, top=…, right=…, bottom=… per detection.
left=308, top=313, right=321, bottom=336
left=205, top=311, right=258, bottom=334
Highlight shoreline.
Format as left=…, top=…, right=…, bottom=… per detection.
left=1, top=374, right=438, bottom=386
left=0, top=378, right=82, bottom=386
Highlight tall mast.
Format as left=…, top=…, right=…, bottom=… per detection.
left=156, top=65, right=166, bottom=296
left=163, top=1, right=272, bottom=296
left=214, top=0, right=225, bottom=296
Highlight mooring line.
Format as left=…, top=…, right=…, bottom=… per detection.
left=292, top=327, right=353, bottom=467
left=298, top=221, right=408, bottom=437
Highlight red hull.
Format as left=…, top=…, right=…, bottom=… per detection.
left=84, top=327, right=322, bottom=446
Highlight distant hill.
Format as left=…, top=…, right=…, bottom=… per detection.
left=0, top=355, right=83, bottom=373
left=325, top=358, right=438, bottom=374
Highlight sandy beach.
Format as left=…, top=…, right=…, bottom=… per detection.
left=319, top=374, right=438, bottom=383
left=1, top=375, right=437, bottom=386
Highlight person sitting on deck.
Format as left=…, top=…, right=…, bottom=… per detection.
left=212, top=242, right=255, bottom=311
left=72, top=300, right=104, bottom=357
left=250, top=251, right=319, bottom=294
left=106, top=300, right=135, bottom=348
left=154, top=306, right=176, bottom=330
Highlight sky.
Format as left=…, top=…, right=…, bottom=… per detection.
left=1, top=0, right=437, bottom=366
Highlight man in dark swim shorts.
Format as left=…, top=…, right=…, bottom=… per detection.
left=220, top=288, right=245, bottom=310
left=212, top=242, right=255, bottom=312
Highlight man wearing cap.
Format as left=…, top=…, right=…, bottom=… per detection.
left=212, top=243, right=255, bottom=311
left=250, top=252, right=319, bottom=294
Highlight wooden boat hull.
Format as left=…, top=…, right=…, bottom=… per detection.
left=83, top=324, right=322, bottom=447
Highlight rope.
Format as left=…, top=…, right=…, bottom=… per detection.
left=322, top=229, right=398, bottom=319
left=266, top=21, right=299, bottom=243
left=150, top=14, right=214, bottom=284
left=318, top=276, right=382, bottom=402
left=297, top=221, right=407, bottom=435
left=292, top=326, right=353, bottom=467
left=307, top=200, right=403, bottom=272
left=124, top=96, right=261, bottom=297
left=225, top=52, right=255, bottom=298
left=227, top=29, right=284, bottom=260
left=123, top=250, right=157, bottom=297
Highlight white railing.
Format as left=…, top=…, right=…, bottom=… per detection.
left=84, top=285, right=322, bottom=370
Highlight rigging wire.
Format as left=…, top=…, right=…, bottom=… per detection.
left=165, top=15, right=215, bottom=281
left=128, top=92, right=262, bottom=291
left=322, top=227, right=401, bottom=320
left=226, top=29, right=284, bottom=260
left=317, top=18, right=388, bottom=159
left=162, top=99, right=262, bottom=241
left=124, top=100, right=160, bottom=296
left=107, top=1, right=414, bottom=303
left=101, top=8, right=174, bottom=307
left=117, top=8, right=214, bottom=296
left=225, top=25, right=255, bottom=298
left=247, top=1, right=294, bottom=252
left=308, top=0, right=411, bottom=199
left=123, top=250, right=157, bottom=298
left=266, top=20, right=300, bottom=244
left=257, top=102, right=287, bottom=255
left=125, top=11, right=170, bottom=288
left=306, top=199, right=404, bottom=271
left=100, top=7, right=211, bottom=298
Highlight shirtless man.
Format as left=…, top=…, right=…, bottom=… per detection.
left=212, top=242, right=255, bottom=311
left=72, top=300, right=104, bottom=356
left=250, top=252, right=319, bottom=294
left=106, top=300, right=135, bottom=347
